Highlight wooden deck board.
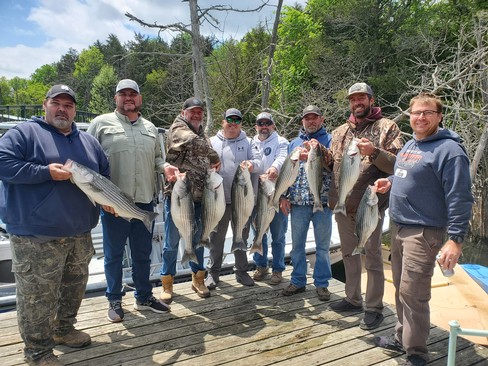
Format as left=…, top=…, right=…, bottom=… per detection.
left=1, top=268, right=486, bottom=365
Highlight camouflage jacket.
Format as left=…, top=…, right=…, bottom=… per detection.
left=325, top=116, right=403, bottom=214
left=165, top=115, right=220, bottom=202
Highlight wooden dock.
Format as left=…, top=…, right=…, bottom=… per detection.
left=1, top=268, right=487, bottom=365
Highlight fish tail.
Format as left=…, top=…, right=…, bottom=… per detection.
left=231, top=240, right=247, bottom=253
left=249, top=239, right=263, bottom=256
left=198, top=238, right=210, bottom=249
left=142, top=211, right=159, bottom=233
left=352, top=247, right=365, bottom=256
left=181, top=249, right=199, bottom=266
left=313, top=201, right=324, bottom=213
left=333, top=204, right=346, bottom=216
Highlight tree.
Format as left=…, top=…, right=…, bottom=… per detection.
left=89, top=65, right=118, bottom=115
left=73, top=46, right=106, bottom=110
left=31, top=64, right=57, bottom=85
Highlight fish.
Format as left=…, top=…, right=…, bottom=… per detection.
left=250, top=175, right=276, bottom=255
left=306, top=143, right=324, bottom=212
left=353, top=185, right=379, bottom=255
left=171, top=172, right=197, bottom=265
left=199, top=168, right=225, bottom=248
left=230, top=162, right=254, bottom=252
left=271, top=147, right=301, bottom=211
left=334, top=138, right=361, bottom=216
left=62, top=159, right=158, bottom=233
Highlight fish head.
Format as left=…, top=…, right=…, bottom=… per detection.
left=289, top=147, right=301, bottom=161
left=259, top=174, right=275, bottom=197
left=346, top=138, right=360, bottom=156
left=366, top=185, right=379, bottom=205
left=62, top=159, right=93, bottom=184
left=207, top=168, right=223, bottom=190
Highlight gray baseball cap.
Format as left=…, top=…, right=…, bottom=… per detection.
left=302, top=105, right=322, bottom=117
left=46, top=84, right=77, bottom=103
left=224, top=108, right=242, bottom=119
left=183, top=97, right=204, bottom=110
left=116, top=79, right=140, bottom=93
left=348, top=82, right=373, bottom=97
left=256, top=112, right=274, bottom=124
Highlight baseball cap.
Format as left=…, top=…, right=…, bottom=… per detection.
left=224, top=108, right=242, bottom=119
left=46, top=84, right=77, bottom=103
left=256, top=112, right=273, bottom=124
left=348, top=82, right=373, bottom=98
left=302, top=105, right=322, bottom=117
left=116, top=79, right=140, bottom=93
left=183, top=97, right=204, bottom=110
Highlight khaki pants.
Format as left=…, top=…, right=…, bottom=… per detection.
left=335, top=210, right=385, bottom=312
left=11, top=233, right=93, bottom=361
left=390, top=223, right=445, bottom=360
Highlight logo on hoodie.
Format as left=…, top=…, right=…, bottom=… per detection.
left=264, top=147, right=272, bottom=156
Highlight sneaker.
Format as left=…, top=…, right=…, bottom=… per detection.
left=253, top=266, right=269, bottom=281
left=373, top=334, right=404, bottom=353
left=27, top=352, right=64, bottom=366
left=107, top=300, right=124, bottom=323
left=329, top=298, right=363, bottom=312
left=403, top=355, right=427, bottom=366
left=282, top=283, right=306, bottom=296
left=236, top=271, right=255, bottom=286
left=53, top=328, right=91, bottom=348
left=134, top=296, right=171, bottom=313
left=316, top=287, right=331, bottom=301
left=269, top=271, right=283, bottom=285
left=359, top=311, right=384, bottom=330
left=205, top=273, right=219, bottom=290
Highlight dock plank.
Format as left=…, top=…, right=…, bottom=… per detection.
left=0, top=268, right=486, bottom=365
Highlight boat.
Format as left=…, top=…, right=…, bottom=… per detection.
left=461, top=264, right=488, bottom=295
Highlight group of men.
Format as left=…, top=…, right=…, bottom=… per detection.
left=0, top=79, right=472, bottom=366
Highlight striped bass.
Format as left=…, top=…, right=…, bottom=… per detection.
left=271, top=147, right=300, bottom=211
left=334, top=138, right=361, bottom=216
left=171, top=172, right=197, bottom=265
left=200, top=168, right=225, bottom=248
left=231, top=162, right=254, bottom=252
left=354, top=185, right=379, bottom=255
left=250, top=175, right=276, bottom=255
left=62, top=159, right=158, bottom=233
left=306, top=142, right=324, bottom=212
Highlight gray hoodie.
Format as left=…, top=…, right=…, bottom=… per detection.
left=210, top=130, right=263, bottom=204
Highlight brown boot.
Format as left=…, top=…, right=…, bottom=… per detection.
left=191, top=270, right=210, bottom=298
left=160, top=275, right=174, bottom=304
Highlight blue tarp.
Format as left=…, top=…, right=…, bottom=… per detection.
left=462, top=264, right=488, bottom=295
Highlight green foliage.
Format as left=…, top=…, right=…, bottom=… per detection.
left=89, top=65, right=118, bottom=115
left=31, top=64, right=57, bottom=85
left=0, top=77, right=13, bottom=105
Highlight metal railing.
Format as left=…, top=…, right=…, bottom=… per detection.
left=447, top=320, right=488, bottom=366
left=0, top=105, right=97, bottom=123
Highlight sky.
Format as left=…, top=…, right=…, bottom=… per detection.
left=0, top=0, right=306, bottom=80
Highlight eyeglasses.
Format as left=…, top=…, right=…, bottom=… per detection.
left=226, top=117, right=242, bottom=124
left=410, top=110, right=439, bottom=118
left=256, top=120, right=273, bottom=127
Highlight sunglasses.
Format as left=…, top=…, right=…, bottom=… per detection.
left=256, top=120, right=273, bottom=127
left=226, top=117, right=242, bottom=124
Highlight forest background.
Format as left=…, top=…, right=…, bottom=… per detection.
left=0, top=0, right=486, bottom=242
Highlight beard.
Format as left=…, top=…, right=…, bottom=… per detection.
left=51, top=116, right=72, bottom=131
left=258, top=130, right=271, bottom=140
left=353, top=104, right=371, bottom=119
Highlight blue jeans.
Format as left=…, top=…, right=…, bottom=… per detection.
left=290, top=204, right=333, bottom=288
left=102, top=202, right=154, bottom=303
left=160, top=197, right=205, bottom=276
left=253, top=210, right=287, bottom=272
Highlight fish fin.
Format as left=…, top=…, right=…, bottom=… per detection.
left=88, top=197, right=97, bottom=206
left=142, top=211, right=159, bottom=233
left=333, top=204, right=346, bottom=216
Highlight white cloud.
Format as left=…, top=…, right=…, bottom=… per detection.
left=0, top=0, right=306, bottom=79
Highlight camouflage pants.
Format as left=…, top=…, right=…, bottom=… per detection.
left=10, top=233, right=94, bottom=361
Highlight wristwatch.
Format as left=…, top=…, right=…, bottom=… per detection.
left=448, top=235, right=464, bottom=244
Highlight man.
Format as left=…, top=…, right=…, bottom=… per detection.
left=160, top=97, right=220, bottom=303
left=0, top=85, right=109, bottom=366
left=326, top=82, right=403, bottom=330
left=373, top=93, right=473, bottom=366
left=251, top=112, right=289, bottom=284
left=88, top=79, right=169, bottom=323
left=280, top=105, right=333, bottom=301
left=205, top=108, right=262, bottom=289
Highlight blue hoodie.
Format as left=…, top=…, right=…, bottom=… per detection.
left=389, top=128, right=473, bottom=238
left=0, top=117, right=110, bottom=238
left=288, top=126, right=332, bottom=206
